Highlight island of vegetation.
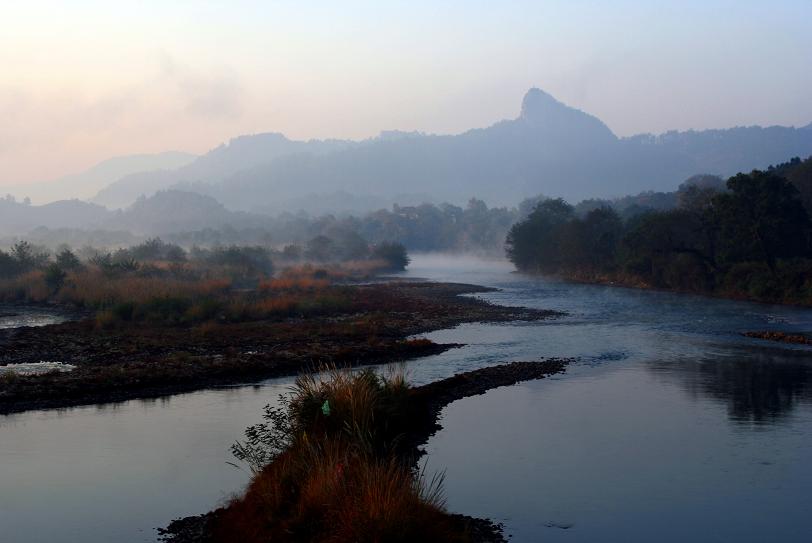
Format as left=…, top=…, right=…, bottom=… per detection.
left=159, top=360, right=569, bottom=543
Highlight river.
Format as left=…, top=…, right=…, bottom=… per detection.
left=1, top=255, right=811, bottom=542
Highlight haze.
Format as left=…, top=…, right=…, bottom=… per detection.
left=3, top=0, right=811, bottom=186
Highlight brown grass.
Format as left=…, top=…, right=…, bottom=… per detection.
left=0, top=271, right=50, bottom=302
left=259, top=277, right=331, bottom=291
left=217, top=368, right=470, bottom=543
left=55, top=269, right=231, bottom=308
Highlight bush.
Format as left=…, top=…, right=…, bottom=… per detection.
left=371, top=242, right=410, bottom=271
left=220, top=368, right=467, bottom=543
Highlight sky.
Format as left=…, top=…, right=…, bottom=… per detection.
left=2, top=0, right=811, bottom=185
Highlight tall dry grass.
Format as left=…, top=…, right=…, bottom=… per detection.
left=0, top=271, right=49, bottom=302
left=220, top=367, right=468, bottom=543
left=55, top=269, right=231, bottom=308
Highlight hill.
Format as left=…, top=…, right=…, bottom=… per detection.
left=0, top=196, right=111, bottom=234
left=92, top=134, right=354, bottom=209
left=5, top=152, right=196, bottom=204
left=106, top=190, right=265, bottom=235
left=84, top=89, right=812, bottom=214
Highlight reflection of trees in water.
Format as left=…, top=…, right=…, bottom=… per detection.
left=648, top=346, right=812, bottom=424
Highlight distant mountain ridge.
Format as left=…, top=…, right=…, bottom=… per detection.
left=5, top=152, right=196, bottom=205
left=41, top=88, right=812, bottom=213
left=93, top=134, right=355, bottom=208
left=0, top=197, right=110, bottom=233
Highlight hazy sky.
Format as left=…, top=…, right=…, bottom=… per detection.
left=2, top=0, right=811, bottom=185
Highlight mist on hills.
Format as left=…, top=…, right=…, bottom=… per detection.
left=2, top=88, right=812, bottom=255
left=63, top=88, right=812, bottom=215
left=5, top=152, right=196, bottom=205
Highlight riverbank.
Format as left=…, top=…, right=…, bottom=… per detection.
left=530, top=268, right=812, bottom=309
left=158, top=359, right=569, bottom=543
left=742, top=330, right=812, bottom=345
left=0, top=281, right=561, bottom=414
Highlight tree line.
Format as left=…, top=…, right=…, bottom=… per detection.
left=507, top=158, right=812, bottom=304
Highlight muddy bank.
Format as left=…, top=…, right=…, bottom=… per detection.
left=406, top=359, right=570, bottom=453
left=742, top=330, right=812, bottom=345
left=0, top=282, right=561, bottom=414
left=160, top=510, right=505, bottom=543
left=159, top=359, right=568, bottom=543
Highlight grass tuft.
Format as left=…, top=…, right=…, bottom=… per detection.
left=220, top=366, right=471, bottom=543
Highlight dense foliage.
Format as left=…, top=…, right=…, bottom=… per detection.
left=507, top=165, right=812, bottom=304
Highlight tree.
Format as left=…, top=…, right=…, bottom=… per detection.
left=713, top=171, right=811, bottom=269
left=332, top=230, right=369, bottom=261
left=44, top=263, right=67, bottom=292
left=577, top=207, right=623, bottom=271
left=10, top=241, right=47, bottom=272
left=0, top=250, right=18, bottom=278
left=305, top=236, right=335, bottom=262
left=622, top=209, right=716, bottom=287
left=506, top=198, right=574, bottom=272
left=55, top=248, right=83, bottom=271
left=371, top=242, right=410, bottom=271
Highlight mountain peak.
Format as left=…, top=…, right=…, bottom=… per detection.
left=519, top=88, right=563, bottom=120
left=516, top=87, right=617, bottom=143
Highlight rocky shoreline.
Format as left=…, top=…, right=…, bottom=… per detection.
left=158, top=359, right=569, bottom=543
left=0, top=281, right=562, bottom=415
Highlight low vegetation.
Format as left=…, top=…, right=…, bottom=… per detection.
left=0, top=237, right=410, bottom=327
left=0, top=278, right=557, bottom=414
left=159, top=361, right=568, bottom=543
left=196, top=367, right=487, bottom=542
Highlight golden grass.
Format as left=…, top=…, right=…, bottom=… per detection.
left=55, top=269, right=231, bottom=308
left=219, top=367, right=467, bottom=543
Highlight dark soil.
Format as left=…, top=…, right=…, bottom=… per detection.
left=0, top=281, right=561, bottom=414
left=742, top=330, right=812, bottom=345
left=158, top=359, right=569, bottom=543
left=405, top=359, right=569, bottom=454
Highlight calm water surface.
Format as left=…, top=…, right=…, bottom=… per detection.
left=1, top=255, right=811, bottom=542
left=0, top=305, right=72, bottom=330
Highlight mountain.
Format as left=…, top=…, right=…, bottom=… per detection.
left=106, top=190, right=265, bottom=235
left=92, top=134, right=354, bottom=209
left=185, top=88, right=812, bottom=211
left=0, top=197, right=111, bottom=234
left=5, top=152, right=196, bottom=205
left=86, top=88, right=812, bottom=214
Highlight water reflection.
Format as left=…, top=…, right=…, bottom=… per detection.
left=648, top=345, right=812, bottom=425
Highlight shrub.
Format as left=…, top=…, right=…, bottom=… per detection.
left=371, top=242, right=410, bottom=271
left=220, top=367, right=465, bottom=543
